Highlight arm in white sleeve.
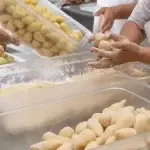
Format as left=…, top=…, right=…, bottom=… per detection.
left=128, top=0, right=150, bottom=29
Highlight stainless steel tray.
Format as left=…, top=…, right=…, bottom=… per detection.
left=0, top=80, right=150, bottom=150
left=114, top=62, right=150, bottom=84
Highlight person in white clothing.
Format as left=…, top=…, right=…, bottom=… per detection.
left=89, top=0, right=150, bottom=68
left=93, top=0, right=138, bottom=34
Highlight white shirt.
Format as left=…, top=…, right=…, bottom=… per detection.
left=128, top=0, right=150, bottom=29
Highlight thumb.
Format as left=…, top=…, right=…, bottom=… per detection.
left=94, top=7, right=106, bottom=16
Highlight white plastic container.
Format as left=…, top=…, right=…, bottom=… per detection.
left=0, top=79, right=150, bottom=150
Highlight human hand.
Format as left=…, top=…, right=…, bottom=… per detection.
left=64, top=0, right=84, bottom=5
left=0, top=28, right=19, bottom=46
left=88, top=34, right=142, bottom=68
left=94, top=7, right=118, bottom=33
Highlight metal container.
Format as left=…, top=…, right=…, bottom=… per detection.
left=0, top=80, right=150, bottom=150
left=114, top=62, right=150, bottom=84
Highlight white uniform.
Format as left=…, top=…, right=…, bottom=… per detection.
left=128, top=0, right=150, bottom=43
left=93, top=0, right=138, bottom=34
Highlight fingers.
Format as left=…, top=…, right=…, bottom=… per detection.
left=91, top=47, right=117, bottom=59
left=112, top=41, right=140, bottom=52
left=0, top=45, right=4, bottom=52
left=88, top=35, right=95, bottom=42
left=9, top=36, right=20, bottom=46
left=108, top=33, right=126, bottom=41
left=88, top=58, right=114, bottom=68
left=94, top=7, right=106, bottom=16
left=0, top=28, right=20, bottom=46
left=101, top=23, right=112, bottom=33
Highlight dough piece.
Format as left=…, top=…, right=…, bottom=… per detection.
left=114, top=128, right=137, bottom=140
left=73, top=129, right=96, bottom=150
left=0, top=14, right=10, bottom=23
left=59, top=127, right=74, bottom=138
left=57, top=142, right=73, bottom=150
left=30, top=139, right=63, bottom=150
left=134, top=113, right=150, bottom=133
left=42, top=132, right=56, bottom=141
left=105, top=136, right=116, bottom=144
left=92, top=113, right=101, bottom=121
left=99, top=113, right=112, bottom=128
left=84, top=141, right=98, bottom=150
left=75, top=121, right=87, bottom=134
left=102, top=100, right=126, bottom=113
left=87, top=118, right=103, bottom=137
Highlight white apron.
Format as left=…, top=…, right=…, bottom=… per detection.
left=93, top=0, right=138, bottom=34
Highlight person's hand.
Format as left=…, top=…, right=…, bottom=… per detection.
left=94, top=7, right=118, bottom=33
left=88, top=34, right=142, bottom=68
left=0, top=28, right=19, bottom=46
left=64, top=0, right=84, bottom=5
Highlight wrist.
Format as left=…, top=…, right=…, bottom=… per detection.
left=138, top=47, right=150, bottom=64
left=110, top=6, right=120, bottom=19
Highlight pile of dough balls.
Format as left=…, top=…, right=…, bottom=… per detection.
left=0, top=0, right=83, bottom=57
left=23, top=0, right=83, bottom=41
left=30, top=100, right=150, bottom=150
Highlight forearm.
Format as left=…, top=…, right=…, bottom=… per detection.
left=140, top=47, right=150, bottom=64
left=120, top=21, right=143, bottom=44
left=112, top=3, right=137, bottom=19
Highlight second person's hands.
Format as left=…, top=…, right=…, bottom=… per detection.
left=89, top=34, right=142, bottom=68
left=94, top=7, right=118, bottom=33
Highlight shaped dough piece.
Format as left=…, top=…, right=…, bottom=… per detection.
left=14, top=20, right=24, bottom=29
left=73, top=129, right=96, bottom=150
left=134, top=113, right=150, bottom=133
left=27, top=22, right=42, bottom=32
left=42, top=132, right=56, bottom=141
left=92, top=113, right=101, bottom=121
left=115, top=112, right=135, bottom=128
left=7, top=18, right=16, bottom=31
left=84, top=141, right=98, bottom=150
left=87, top=118, right=103, bottom=137
left=75, top=121, right=87, bottom=134
left=30, top=139, right=63, bottom=150
left=99, top=112, right=112, bottom=128
left=57, top=142, right=73, bottom=150
left=105, top=136, right=116, bottom=144
left=96, top=124, right=118, bottom=145
left=0, top=14, right=10, bottom=23
left=102, top=100, right=126, bottom=113
left=114, top=128, right=137, bottom=140
left=24, top=32, right=32, bottom=43
left=59, top=127, right=74, bottom=138
left=33, top=32, right=45, bottom=42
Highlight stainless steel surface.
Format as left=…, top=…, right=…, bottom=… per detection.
left=0, top=80, right=150, bottom=150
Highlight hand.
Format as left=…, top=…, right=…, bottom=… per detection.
left=94, top=7, right=118, bottom=33
left=64, top=0, right=84, bottom=5
left=88, top=34, right=142, bottom=68
left=0, top=28, right=19, bottom=46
